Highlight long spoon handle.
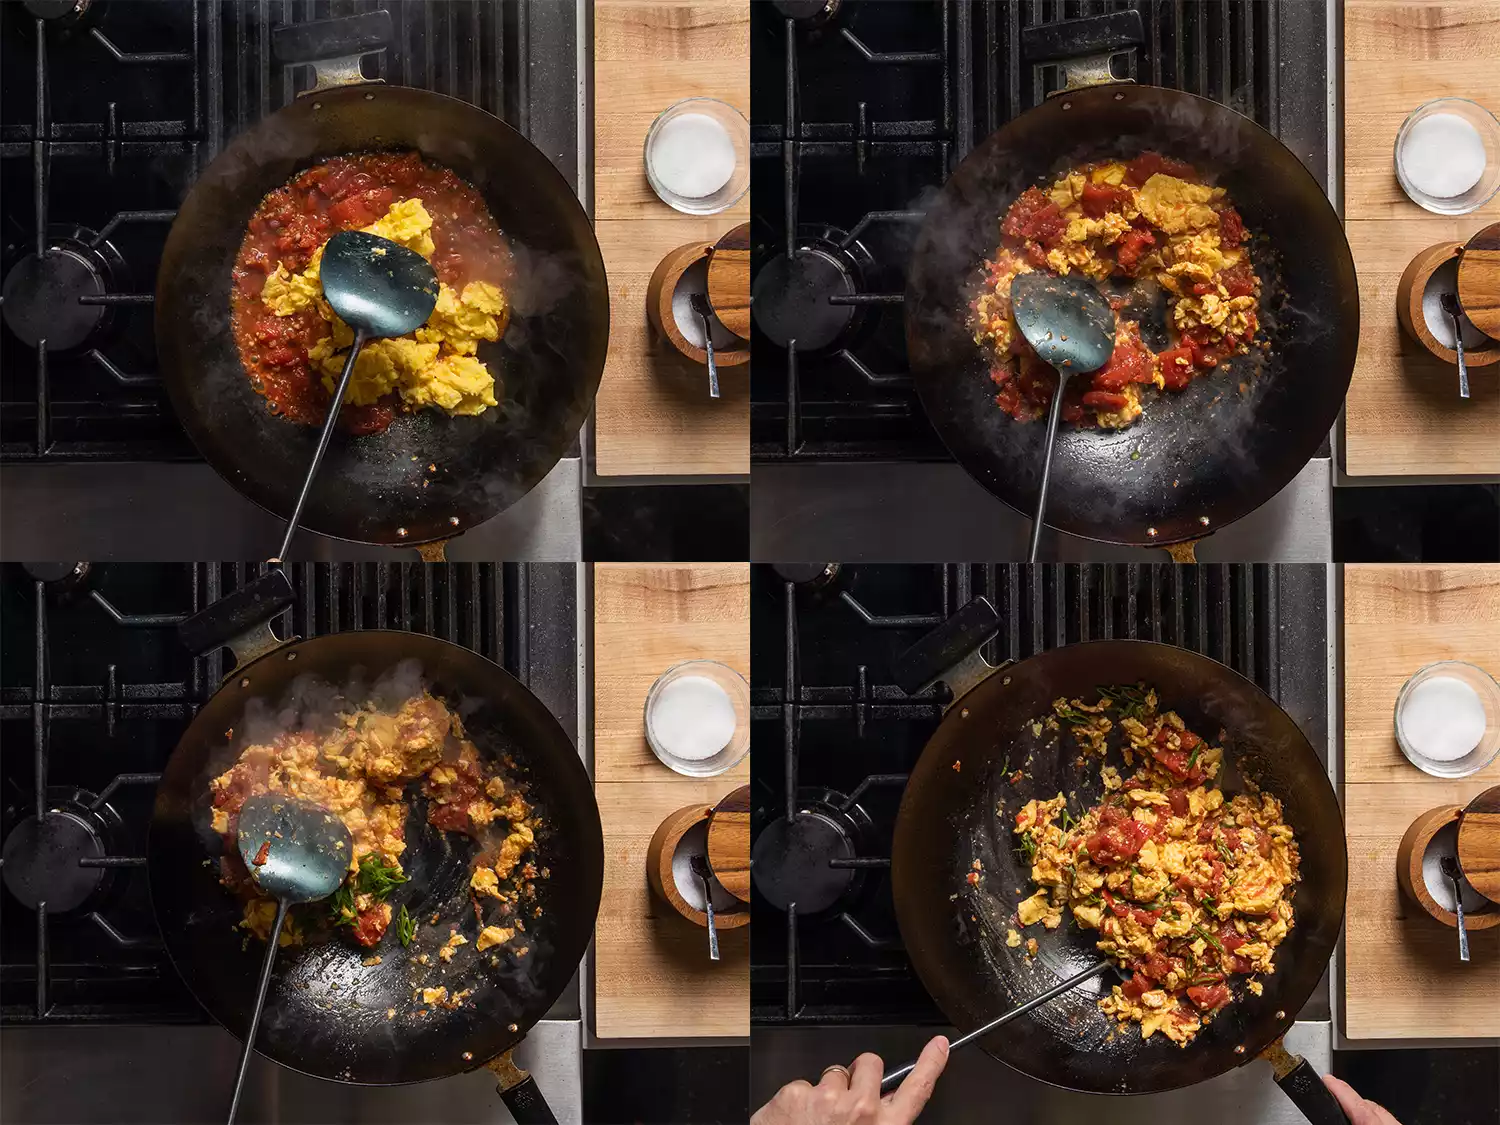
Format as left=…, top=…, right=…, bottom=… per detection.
left=227, top=899, right=289, bottom=1124
left=1028, top=372, right=1069, bottom=563
left=274, top=329, right=369, bottom=563
left=1451, top=310, right=1470, bottom=399
left=879, top=960, right=1111, bottom=1094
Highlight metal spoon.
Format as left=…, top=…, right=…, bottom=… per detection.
left=689, top=292, right=721, bottom=399
left=1439, top=293, right=1471, bottom=400
left=1009, top=272, right=1118, bottom=563
left=227, top=794, right=354, bottom=1124
left=880, top=960, right=1113, bottom=1093
left=273, top=230, right=440, bottom=562
left=690, top=853, right=721, bottom=962
left=1440, top=855, right=1470, bottom=963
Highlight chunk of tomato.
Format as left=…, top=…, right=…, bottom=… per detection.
left=1080, top=182, right=1132, bottom=218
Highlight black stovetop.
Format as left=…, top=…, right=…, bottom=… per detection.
left=0, top=0, right=575, bottom=464
left=0, top=562, right=578, bottom=1025
left=748, top=563, right=1328, bottom=1025
left=749, top=0, right=1330, bottom=462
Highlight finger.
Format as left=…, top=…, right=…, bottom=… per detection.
left=849, top=1052, right=883, bottom=1102
left=816, top=1064, right=851, bottom=1090
left=886, top=1036, right=950, bottom=1123
left=1322, top=1076, right=1378, bottom=1125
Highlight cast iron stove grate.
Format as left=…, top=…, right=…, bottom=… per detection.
left=1, top=0, right=531, bottom=463
left=0, top=561, right=574, bottom=1024
left=748, top=562, right=1328, bottom=1025
left=749, top=0, right=1326, bottom=462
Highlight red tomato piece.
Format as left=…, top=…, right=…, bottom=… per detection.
left=1115, top=228, right=1156, bottom=274
left=1186, top=984, right=1230, bottom=1012
left=1167, top=789, right=1190, bottom=816
left=1121, top=972, right=1152, bottom=1000
left=1080, top=182, right=1132, bottom=218
left=1081, top=390, right=1130, bottom=410
left=1218, top=207, right=1246, bottom=246
left=351, top=905, right=391, bottom=948
left=1220, top=262, right=1257, bottom=298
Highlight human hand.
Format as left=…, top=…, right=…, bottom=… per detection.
left=1323, top=1076, right=1404, bottom=1125
left=751, top=1037, right=950, bottom=1125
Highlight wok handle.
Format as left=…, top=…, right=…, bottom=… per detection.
left=178, top=569, right=296, bottom=670
left=1263, top=1041, right=1350, bottom=1125
left=496, top=1075, right=558, bottom=1125
left=272, top=11, right=391, bottom=93
left=892, top=596, right=1001, bottom=700
left=1020, top=10, right=1144, bottom=64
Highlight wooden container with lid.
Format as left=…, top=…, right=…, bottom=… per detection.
left=1457, top=785, right=1500, bottom=906
left=1396, top=241, right=1500, bottom=368
left=1457, top=223, right=1500, bottom=343
left=645, top=801, right=749, bottom=930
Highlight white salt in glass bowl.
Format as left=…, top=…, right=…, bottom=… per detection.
left=643, top=97, right=749, bottom=216
left=1394, top=660, right=1500, bottom=778
left=1394, top=98, right=1500, bottom=215
left=644, top=659, right=750, bottom=777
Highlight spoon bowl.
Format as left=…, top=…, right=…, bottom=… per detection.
left=320, top=231, right=440, bottom=339
left=1010, top=270, right=1117, bottom=375
left=236, top=793, right=354, bottom=904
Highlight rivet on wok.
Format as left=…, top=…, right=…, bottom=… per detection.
left=240, top=678, right=250, bottom=688
left=1114, top=92, right=1124, bottom=101
left=312, top=103, right=322, bottom=111
left=1147, top=527, right=1159, bottom=538
left=449, top=516, right=460, bottom=527
left=1199, top=516, right=1210, bottom=527
left=1062, top=101, right=1072, bottom=110
left=365, top=93, right=375, bottom=100
left=1275, top=1010, right=1286, bottom=1020
left=961, top=708, right=970, bottom=719
left=288, top=652, right=297, bottom=661
left=1234, top=1045, right=1245, bottom=1055
left=397, top=527, right=409, bottom=537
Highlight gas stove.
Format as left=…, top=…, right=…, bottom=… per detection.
left=0, top=1, right=585, bottom=560
left=0, top=562, right=584, bottom=1122
left=748, top=0, right=1336, bottom=561
left=748, top=561, right=1335, bottom=1120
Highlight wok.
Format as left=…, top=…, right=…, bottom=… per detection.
left=889, top=598, right=1349, bottom=1123
left=156, top=12, right=609, bottom=554
left=904, top=12, right=1358, bottom=558
left=148, top=570, right=603, bottom=1122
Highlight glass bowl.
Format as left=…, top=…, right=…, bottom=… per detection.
left=1394, top=660, right=1500, bottom=778
left=1394, top=97, right=1500, bottom=215
left=644, top=659, right=749, bottom=777
left=643, top=97, right=749, bottom=216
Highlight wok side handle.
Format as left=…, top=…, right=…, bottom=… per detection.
left=1020, top=11, right=1143, bottom=94
left=178, top=569, right=297, bottom=674
left=892, top=596, right=1002, bottom=703
left=1262, top=1041, right=1350, bottom=1125
left=272, top=11, right=391, bottom=94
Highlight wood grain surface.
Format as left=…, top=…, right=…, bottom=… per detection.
left=707, top=784, right=752, bottom=902
left=1458, top=787, right=1500, bottom=903
left=592, top=563, right=749, bottom=1039
left=707, top=223, right=752, bottom=340
left=1342, top=0, right=1500, bottom=476
left=593, top=1, right=750, bottom=477
left=1342, top=565, right=1500, bottom=1039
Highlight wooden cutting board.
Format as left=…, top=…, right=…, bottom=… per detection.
left=592, top=563, right=750, bottom=1039
left=1341, top=1, right=1500, bottom=477
left=592, top=1, right=750, bottom=477
left=1342, top=565, right=1500, bottom=1039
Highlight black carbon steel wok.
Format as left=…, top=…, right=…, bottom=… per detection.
left=156, top=12, right=608, bottom=551
left=148, top=570, right=602, bottom=1122
left=889, top=602, right=1348, bottom=1123
left=905, top=13, right=1358, bottom=554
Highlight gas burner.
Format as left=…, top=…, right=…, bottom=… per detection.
left=22, top=562, right=92, bottom=590
left=23, top=0, right=91, bottom=19
left=752, top=225, right=876, bottom=352
left=771, top=0, right=841, bottom=25
left=771, top=562, right=842, bottom=591
left=752, top=787, right=873, bottom=915
left=2, top=225, right=128, bottom=352
left=2, top=786, right=123, bottom=915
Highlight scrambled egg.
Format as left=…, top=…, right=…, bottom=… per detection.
left=260, top=197, right=507, bottom=419
left=1009, top=686, right=1299, bottom=1047
left=971, top=157, right=1261, bottom=429
left=476, top=924, right=516, bottom=952
left=209, top=690, right=540, bottom=950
